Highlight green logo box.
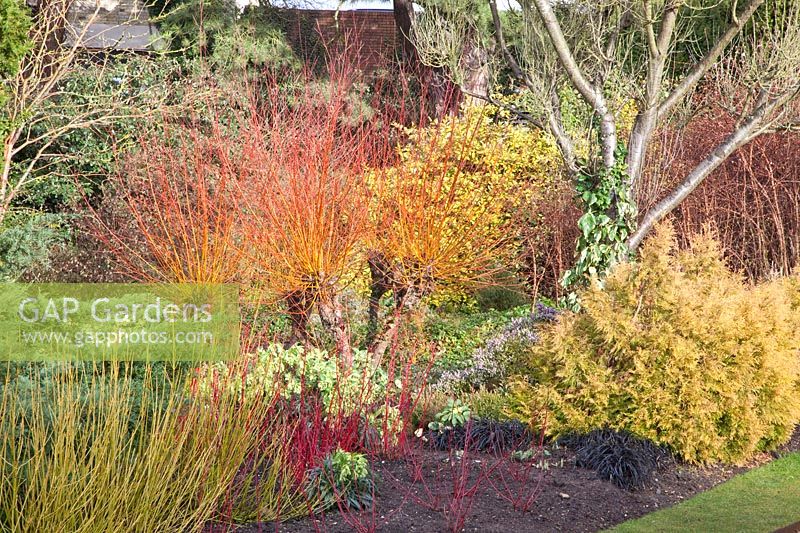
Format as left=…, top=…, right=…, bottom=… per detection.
left=0, top=284, right=240, bottom=361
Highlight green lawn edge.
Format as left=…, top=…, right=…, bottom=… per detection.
left=609, top=453, right=800, bottom=533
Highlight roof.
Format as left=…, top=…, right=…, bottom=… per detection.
left=65, top=0, right=164, bottom=52
left=64, top=22, right=165, bottom=51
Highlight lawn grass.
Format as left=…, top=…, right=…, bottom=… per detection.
left=610, top=453, right=800, bottom=533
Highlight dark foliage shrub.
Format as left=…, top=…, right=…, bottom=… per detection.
left=468, top=419, right=533, bottom=453
left=427, top=418, right=533, bottom=454
left=426, top=426, right=468, bottom=452
left=561, top=429, right=670, bottom=490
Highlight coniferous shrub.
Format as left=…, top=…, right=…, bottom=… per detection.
left=510, top=223, right=800, bottom=464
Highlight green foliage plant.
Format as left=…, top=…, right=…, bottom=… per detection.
left=428, top=398, right=471, bottom=432
left=0, top=0, right=30, bottom=80
left=196, top=343, right=401, bottom=417
left=305, top=448, right=374, bottom=511
left=510, top=223, right=800, bottom=464
left=0, top=0, right=30, bottom=135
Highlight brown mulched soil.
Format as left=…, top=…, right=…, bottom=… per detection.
left=230, top=426, right=800, bottom=533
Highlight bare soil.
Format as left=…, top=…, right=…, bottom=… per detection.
left=231, top=426, right=800, bottom=533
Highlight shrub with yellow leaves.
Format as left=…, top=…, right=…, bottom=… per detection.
left=509, top=222, right=800, bottom=464
left=369, top=104, right=563, bottom=308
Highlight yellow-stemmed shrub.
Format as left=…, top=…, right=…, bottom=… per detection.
left=509, top=223, right=800, bottom=464
left=0, top=363, right=307, bottom=532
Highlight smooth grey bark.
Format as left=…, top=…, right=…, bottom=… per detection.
left=478, top=0, right=792, bottom=252
left=626, top=0, right=766, bottom=186
left=532, top=0, right=618, bottom=168
left=627, top=92, right=789, bottom=249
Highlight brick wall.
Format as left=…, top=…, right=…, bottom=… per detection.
left=281, top=9, right=398, bottom=72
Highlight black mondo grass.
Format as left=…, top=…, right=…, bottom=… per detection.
left=561, top=429, right=671, bottom=490
left=468, top=419, right=533, bottom=453
left=426, top=418, right=533, bottom=453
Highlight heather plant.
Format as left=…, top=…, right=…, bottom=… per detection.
left=424, top=305, right=529, bottom=375
left=509, top=223, right=800, bottom=464
left=436, top=302, right=558, bottom=392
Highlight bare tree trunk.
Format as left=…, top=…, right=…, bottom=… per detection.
left=285, top=290, right=311, bottom=346
left=368, top=286, right=421, bottom=369
left=532, top=0, right=617, bottom=168
left=461, top=43, right=489, bottom=104
left=318, top=293, right=353, bottom=366
left=0, top=134, right=15, bottom=227
left=365, top=251, right=391, bottom=347
left=393, top=0, right=416, bottom=65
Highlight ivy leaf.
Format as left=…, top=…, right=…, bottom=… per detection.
left=578, top=212, right=596, bottom=238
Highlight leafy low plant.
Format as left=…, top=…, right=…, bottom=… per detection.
left=425, top=305, right=528, bottom=375
left=429, top=399, right=471, bottom=432
left=560, top=429, right=670, bottom=490
left=306, top=449, right=375, bottom=511
left=0, top=0, right=30, bottom=113
left=196, top=343, right=399, bottom=417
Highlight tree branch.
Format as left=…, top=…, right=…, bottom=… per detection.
left=532, top=0, right=617, bottom=167
left=489, top=0, right=529, bottom=88
left=658, top=0, right=765, bottom=118
left=629, top=90, right=789, bottom=249
left=626, top=1, right=680, bottom=184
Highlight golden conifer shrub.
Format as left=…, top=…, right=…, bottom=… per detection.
left=509, top=223, right=800, bottom=464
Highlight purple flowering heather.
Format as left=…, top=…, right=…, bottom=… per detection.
left=436, top=303, right=559, bottom=392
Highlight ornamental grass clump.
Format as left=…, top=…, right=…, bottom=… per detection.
left=560, top=429, right=670, bottom=490
left=510, top=223, right=800, bottom=464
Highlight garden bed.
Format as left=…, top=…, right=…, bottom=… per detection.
left=229, top=426, right=800, bottom=533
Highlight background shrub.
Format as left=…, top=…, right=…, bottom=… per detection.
left=641, top=113, right=800, bottom=281
left=510, top=223, right=800, bottom=464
